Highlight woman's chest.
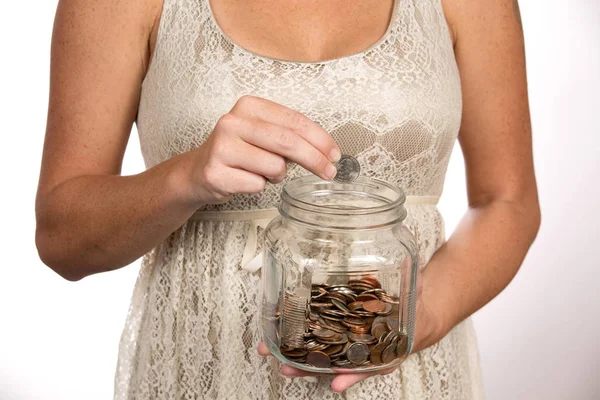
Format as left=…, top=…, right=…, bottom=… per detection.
left=138, top=0, right=461, bottom=169
left=207, top=0, right=395, bottom=63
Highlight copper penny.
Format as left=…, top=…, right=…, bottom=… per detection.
left=324, top=344, right=344, bottom=356
left=347, top=279, right=370, bottom=287
left=313, top=329, right=336, bottom=339
left=342, top=316, right=366, bottom=326
left=356, top=294, right=379, bottom=302
left=281, top=348, right=308, bottom=357
left=348, top=325, right=371, bottom=334
left=370, top=342, right=388, bottom=366
left=311, top=302, right=334, bottom=309
left=307, top=351, right=332, bottom=368
left=363, top=300, right=386, bottom=313
left=396, top=335, right=408, bottom=356
left=318, top=333, right=348, bottom=345
left=361, top=276, right=382, bottom=288
left=381, top=342, right=398, bottom=364
left=319, top=319, right=347, bottom=334
left=353, top=310, right=377, bottom=318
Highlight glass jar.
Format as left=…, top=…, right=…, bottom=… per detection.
left=261, top=175, right=418, bottom=373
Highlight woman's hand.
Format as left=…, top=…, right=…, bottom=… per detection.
left=178, top=95, right=341, bottom=206
left=257, top=269, right=449, bottom=392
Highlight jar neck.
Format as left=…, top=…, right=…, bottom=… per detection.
left=279, top=176, right=407, bottom=230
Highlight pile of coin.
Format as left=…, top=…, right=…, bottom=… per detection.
left=280, top=276, right=408, bottom=369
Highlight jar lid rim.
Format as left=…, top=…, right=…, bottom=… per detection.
left=281, top=175, right=406, bottom=216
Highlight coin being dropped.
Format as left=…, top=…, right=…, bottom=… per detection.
left=333, top=155, right=360, bottom=183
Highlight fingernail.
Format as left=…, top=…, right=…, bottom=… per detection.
left=325, top=164, right=337, bottom=180
left=329, top=147, right=341, bottom=163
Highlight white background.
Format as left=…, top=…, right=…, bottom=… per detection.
left=1, top=1, right=598, bottom=399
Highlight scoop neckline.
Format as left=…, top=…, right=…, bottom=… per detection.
left=205, top=0, right=400, bottom=66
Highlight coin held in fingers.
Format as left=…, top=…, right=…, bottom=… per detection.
left=333, top=155, right=360, bottom=183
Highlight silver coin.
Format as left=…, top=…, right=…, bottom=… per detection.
left=333, top=155, right=360, bottom=183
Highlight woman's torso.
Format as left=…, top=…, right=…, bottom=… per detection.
left=114, top=1, right=483, bottom=399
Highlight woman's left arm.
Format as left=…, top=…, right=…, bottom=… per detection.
left=418, top=0, right=541, bottom=350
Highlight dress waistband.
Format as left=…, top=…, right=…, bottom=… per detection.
left=188, top=195, right=439, bottom=273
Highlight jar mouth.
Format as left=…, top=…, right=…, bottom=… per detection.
left=280, top=175, right=407, bottom=228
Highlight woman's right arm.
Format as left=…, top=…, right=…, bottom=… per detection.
left=36, top=0, right=340, bottom=281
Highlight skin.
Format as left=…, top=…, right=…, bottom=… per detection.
left=36, top=0, right=540, bottom=393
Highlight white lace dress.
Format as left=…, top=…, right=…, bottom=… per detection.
left=114, top=0, right=485, bottom=398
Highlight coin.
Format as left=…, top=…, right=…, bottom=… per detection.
left=331, top=298, right=351, bottom=313
left=332, top=359, right=353, bottom=367
left=307, top=351, right=332, bottom=368
left=342, top=316, right=366, bottom=327
left=396, top=336, right=408, bottom=356
left=320, top=319, right=347, bottom=333
left=356, top=294, right=379, bottom=302
left=347, top=332, right=378, bottom=344
left=371, top=322, right=389, bottom=339
left=385, top=330, right=401, bottom=344
left=346, top=342, right=370, bottom=365
left=370, top=342, right=388, bottom=366
left=363, top=300, right=386, bottom=313
left=281, top=348, right=308, bottom=357
left=348, top=301, right=364, bottom=312
left=333, top=155, right=360, bottom=183
left=377, top=303, right=393, bottom=316
left=324, top=344, right=344, bottom=356
left=313, top=329, right=337, bottom=339
left=381, top=342, right=398, bottom=364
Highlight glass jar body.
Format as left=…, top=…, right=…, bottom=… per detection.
left=261, top=176, right=418, bottom=373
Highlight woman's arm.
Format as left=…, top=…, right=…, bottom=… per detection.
left=36, top=0, right=339, bottom=282
left=420, top=0, right=541, bottom=344
left=35, top=0, right=191, bottom=281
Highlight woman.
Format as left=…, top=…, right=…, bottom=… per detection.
left=35, top=0, right=540, bottom=398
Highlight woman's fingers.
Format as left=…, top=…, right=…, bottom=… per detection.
left=232, top=95, right=341, bottom=164
left=224, top=140, right=288, bottom=183
left=329, top=366, right=397, bottom=392
left=257, top=342, right=272, bottom=357
left=233, top=117, right=336, bottom=180
left=331, top=372, right=372, bottom=392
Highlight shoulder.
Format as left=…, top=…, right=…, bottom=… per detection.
left=54, top=0, right=163, bottom=73
left=441, top=0, right=522, bottom=46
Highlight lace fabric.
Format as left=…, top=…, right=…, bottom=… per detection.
left=115, top=0, right=484, bottom=398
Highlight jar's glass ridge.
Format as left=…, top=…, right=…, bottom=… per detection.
left=261, top=175, right=419, bottom=373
